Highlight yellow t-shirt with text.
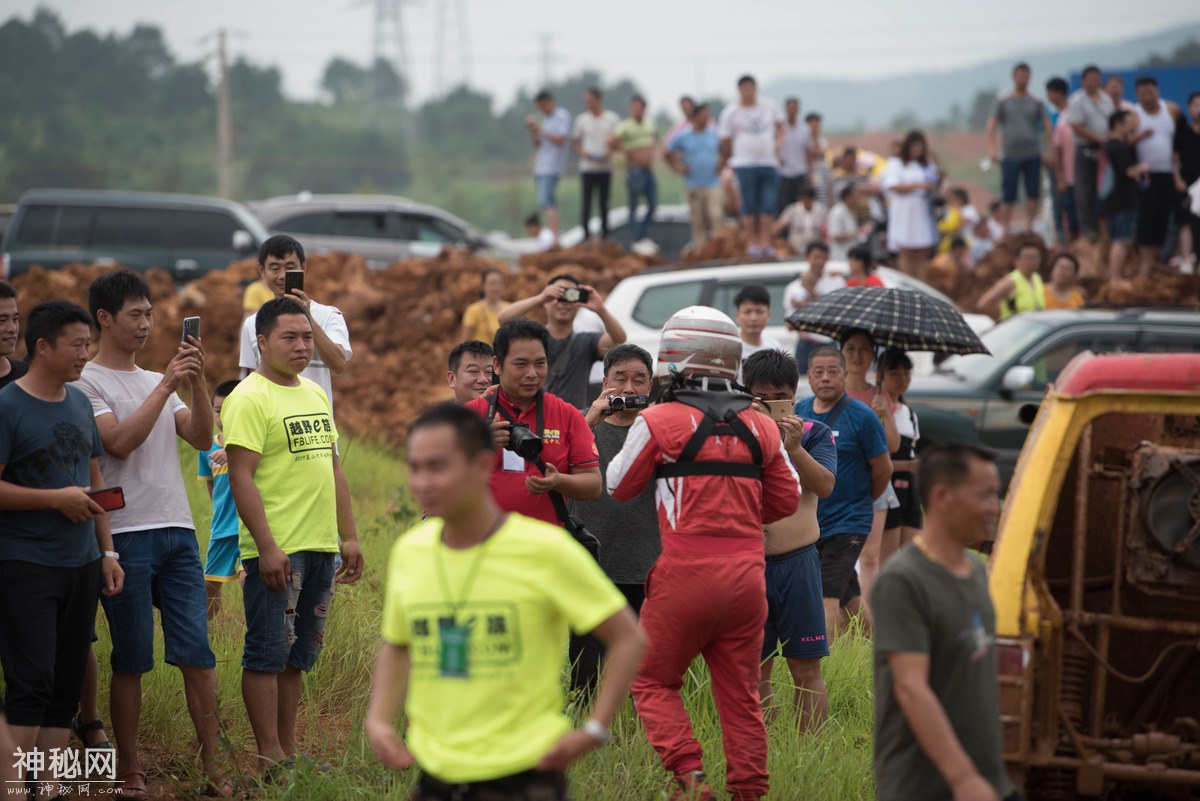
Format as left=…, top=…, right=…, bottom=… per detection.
left=221, top=372, right=340, bottom=559
left=381, top=514, right=627, bottom=783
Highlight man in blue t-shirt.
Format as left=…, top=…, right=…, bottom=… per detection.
left=667, top=103, right=724, bottom=248
left=199, top=379, right=241, bottom=620
left=0, top=301, right=123, bottom=784
left=797, top=345, right=892, bottom=637
left=744, top=349, right=838, bottom=734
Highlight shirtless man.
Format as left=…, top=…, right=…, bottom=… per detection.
left=744, top=349, right=838, bottom=734
left=610, top=95, right=660, bottom=246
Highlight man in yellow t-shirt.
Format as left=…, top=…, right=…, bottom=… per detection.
left=365, top=403, right=645, bottom=800
left=242, top=279, right=274, bottom=319
left=223, top=296, right=365, bottom=777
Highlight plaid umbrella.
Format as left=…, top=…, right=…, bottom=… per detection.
left=786, top=286, right=989, bottom=355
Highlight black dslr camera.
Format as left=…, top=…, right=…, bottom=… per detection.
left=608, top=394, right=649, bottom=412
left=506, top=423, right=543, bottom=461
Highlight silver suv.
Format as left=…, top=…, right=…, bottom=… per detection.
left=249, top=194, right=523, bottom=267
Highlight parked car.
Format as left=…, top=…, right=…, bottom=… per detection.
left=603, top=259, right=994, bottom=377
left=249, top=194, right=524, bottom=267
left=1, top=189, right=267, bottom=282
left=907, top=308, right=1200, bottom=485
left=556, top=204, right=696, bottom=261
left=0, top=204, right=15, bottom=249
left=988, top=352, right=1200, bottom=799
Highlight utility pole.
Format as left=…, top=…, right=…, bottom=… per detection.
left=216, top=28, right=233, bottom=199
left=538, top=32, right=554, bottom=89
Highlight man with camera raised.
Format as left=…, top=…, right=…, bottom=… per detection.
left=464, top=319, right=601, bottom=527
left=566, top=344, right=662, bottom=695
left=497, top=274, right=626, bottom=411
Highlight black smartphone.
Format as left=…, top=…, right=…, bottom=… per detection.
left=182, top=316, right=201, bottom=343
left=561, top=286, right=590, bottom=304
left=88, top=486, right=126, bottom=512
left=285, top=270, right=304, bottom=296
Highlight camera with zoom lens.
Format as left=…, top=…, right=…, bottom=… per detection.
left=608, top=394, right=649, bottom=412
left=506, top=423, right=543, bottom=461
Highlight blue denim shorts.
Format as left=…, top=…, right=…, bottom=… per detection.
left=535, top=175, right=560, bottom=210
left=734, top=166, right=782, bottom=217
left=102, top=527, right=216, bottom=674
left=1001, top=156, right=1042, bottom=203
left=1108, top=208, right=1137, bottom=243
left=242, top=551, right=335, bottom=674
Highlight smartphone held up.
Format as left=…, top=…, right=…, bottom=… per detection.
left=182, top=316, right=201, bottom=343
left=285, top=270, right=304, bottom=297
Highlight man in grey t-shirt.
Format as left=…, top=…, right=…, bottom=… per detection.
left=1067, top=65, right=1116, bottom=239
left=987, top=62, right=1055, bottom=236
left=568, top=344, right=660, bottom=694
left=873, top=444, right=1015, bottom=801
left=497, top=273, right=627, bottom=411
left=526, top=90, right=572, bottom=243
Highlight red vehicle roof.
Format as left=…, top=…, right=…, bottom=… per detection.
left=1056, top=352, right=1200, bottom=396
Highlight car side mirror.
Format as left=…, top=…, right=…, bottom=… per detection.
left=232, top=230, right=255, bottom=254
left=1002, top=365, right=1036, bottom=393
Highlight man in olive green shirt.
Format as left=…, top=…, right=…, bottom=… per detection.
left=873, top=444, right=1018, bottom=801
left=610, top=95, right=659, bottom=247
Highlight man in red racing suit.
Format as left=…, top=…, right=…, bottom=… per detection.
left=608, top=386, right=800, bottom=801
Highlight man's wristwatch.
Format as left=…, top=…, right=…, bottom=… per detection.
left=583, top=718, right=610, bottom=746
left=103, top=550, right=120, bottom=561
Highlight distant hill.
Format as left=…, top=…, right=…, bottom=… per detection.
left=765, top=22, right=1200, bottom=130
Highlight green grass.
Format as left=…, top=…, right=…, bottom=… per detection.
left=87, top=439, right=876, bottom=800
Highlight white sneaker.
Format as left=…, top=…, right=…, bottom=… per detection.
left=631, top=238, right=660, bottom=257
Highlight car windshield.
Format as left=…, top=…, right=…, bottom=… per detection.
left=937, top=316, right=1052, bottom=384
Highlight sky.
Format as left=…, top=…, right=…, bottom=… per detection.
left=9, top=0, right=1200, bottom=109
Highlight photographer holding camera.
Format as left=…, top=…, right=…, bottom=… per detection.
left=567, top=344, right=661, bottom=696
left=497, top=274, right=626, bottom=411
left=464, top=320, right=601, bottom=528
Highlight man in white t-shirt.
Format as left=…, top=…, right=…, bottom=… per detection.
left=239, top=235, right=351, bottom=410
left=778, top=97, right=816, bottom=213
left=573, top=87, right=621, bottom=240
left=719, top=75, right=785, bottom=257
left=783, top=242, right=846, bottom=369
left=735, top=284, right=785, bottom=381
left=827, top=184, right=870, bottom=261
left=75, top=269, right=228, bottom=797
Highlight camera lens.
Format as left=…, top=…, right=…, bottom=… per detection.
left=507, top=423, right=543, bottom=461
left=608, top=396, right=626, bottom=411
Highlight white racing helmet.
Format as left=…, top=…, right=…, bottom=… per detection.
left=657, top=306, right=743, bottom=384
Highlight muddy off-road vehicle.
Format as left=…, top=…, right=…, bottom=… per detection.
left=988, top=352, right=1200, bottom=799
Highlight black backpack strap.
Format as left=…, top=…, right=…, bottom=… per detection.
left=656, top=408, right=764, bottom=480
left=822, top=393, right=851, bottom=430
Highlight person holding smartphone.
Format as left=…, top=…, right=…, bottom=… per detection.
left=743, top=349, right=837, bottom=735
left=0, top=301, right=124, bottom=792
left=238, top=235, right=352, bottom=411
left=497, top=274, right=626, bottom=411
left=76, top=270, right=227, bottom=798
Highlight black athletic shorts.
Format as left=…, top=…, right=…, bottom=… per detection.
left=885, top=472, right=924, bottom=530
left=815, top=534, right=867, bottom=607
left=1135, top=173, right=1177, bottom=248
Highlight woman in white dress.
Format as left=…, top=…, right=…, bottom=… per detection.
left=882, top=130, right=939, bottom=282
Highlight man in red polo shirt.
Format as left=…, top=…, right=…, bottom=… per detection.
left=464, top=319, right=600, bottom=524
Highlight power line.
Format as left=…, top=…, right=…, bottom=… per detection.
left=433, top=0, right=471, bottom=95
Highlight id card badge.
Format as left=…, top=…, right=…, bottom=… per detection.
left=502, top=449, right=525, bottom=473
left=438, top=620, right=471, bottom=678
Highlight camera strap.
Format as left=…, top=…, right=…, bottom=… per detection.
left=485, top=387, right=544, bottom=438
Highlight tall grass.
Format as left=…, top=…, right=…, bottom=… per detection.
left=87, top=439, right=876, bottom=800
